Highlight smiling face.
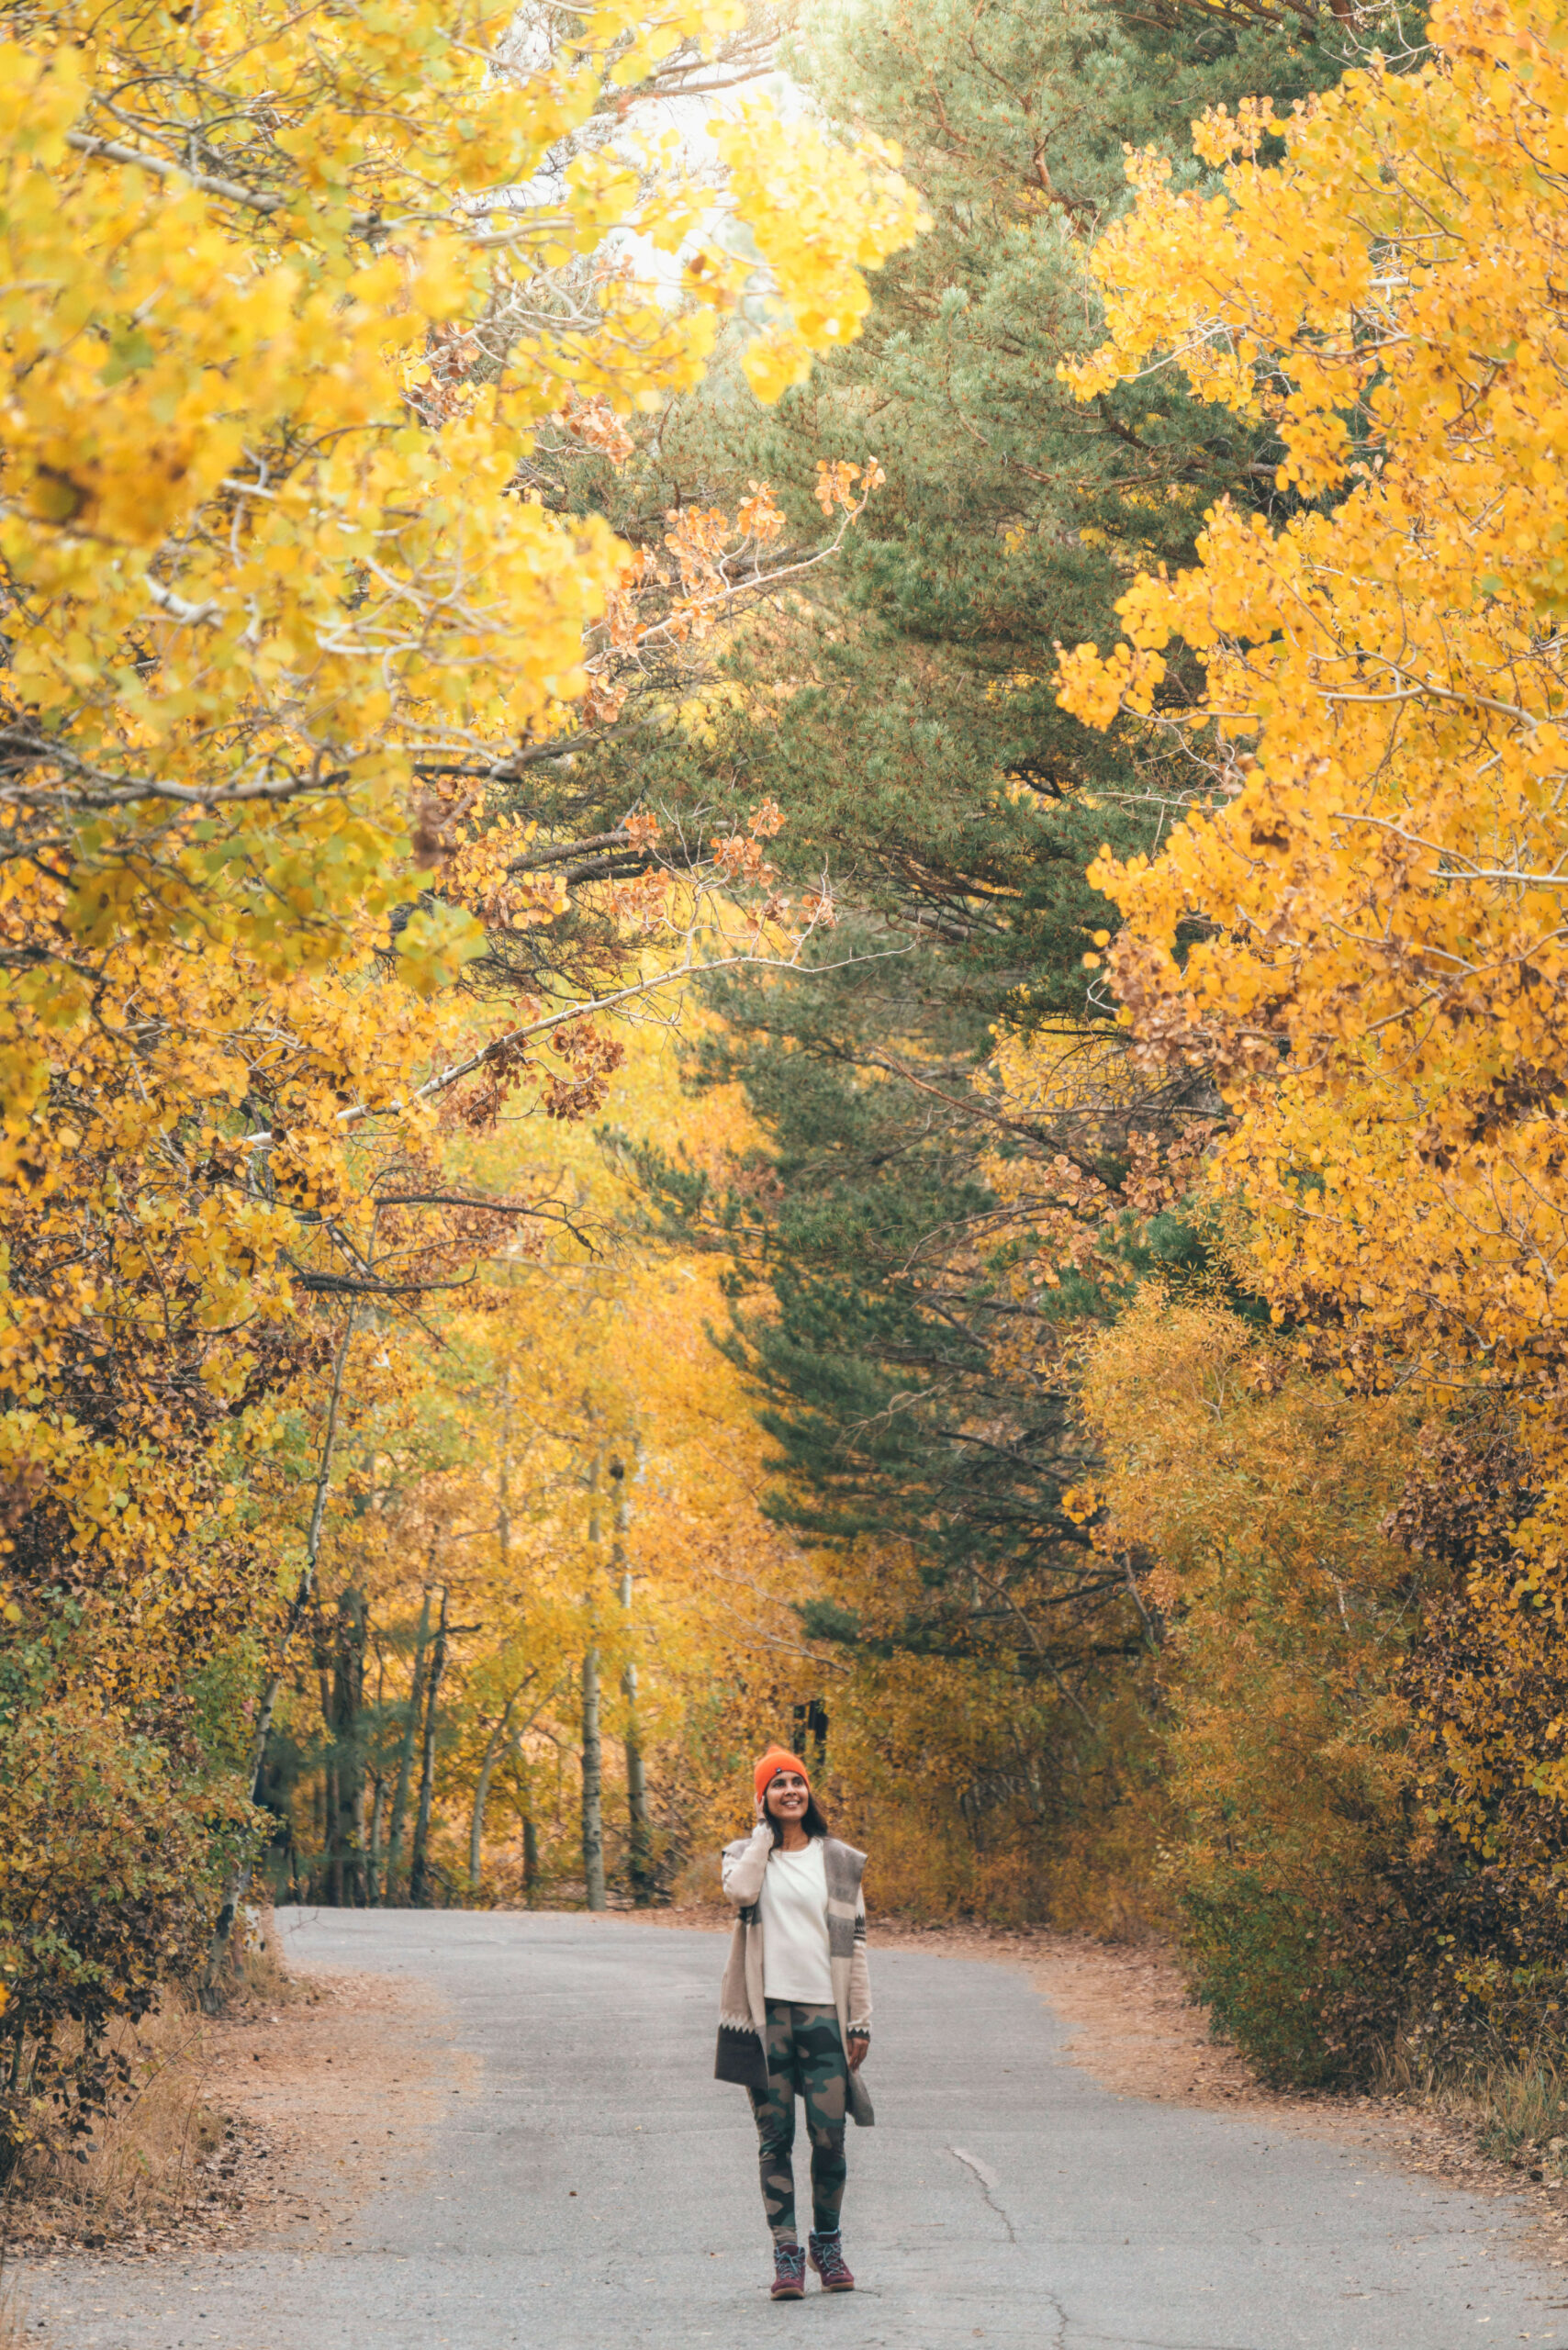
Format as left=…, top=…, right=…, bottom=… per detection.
left=765, top=1769, right=810, bottom=1825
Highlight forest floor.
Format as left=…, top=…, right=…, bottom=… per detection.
left=2, top=1960, right=460, bottom=2269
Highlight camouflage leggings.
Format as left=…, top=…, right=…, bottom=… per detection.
left=748, top=2000, right=849, bottom=2244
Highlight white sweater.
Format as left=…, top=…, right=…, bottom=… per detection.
left=719, top=1824, right=874, bottom=2044
left=757, top=1837, right=834, bottom=2003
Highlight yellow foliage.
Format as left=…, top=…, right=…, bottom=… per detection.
left=1080, top=1292, right=1420, bottom=2077
left=2, top=0, right=925, bottom=1099
left=265, top=1013, right=817, bottom=1904
left=1054, top=0, right=1568, bottom=1409
left=1049, top=0, right=1568, bottom=2001
left=0, top=0, right=924, bottom=2113
left=711, top=110, right=931, bottom=399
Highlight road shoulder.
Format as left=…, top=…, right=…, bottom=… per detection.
left=6, top=1959, right=454, bottom=2277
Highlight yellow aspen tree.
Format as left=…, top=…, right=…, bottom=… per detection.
left=0, top=0, right=924, bottom=2102
left=1053, top=0, right=1568, bottom=1912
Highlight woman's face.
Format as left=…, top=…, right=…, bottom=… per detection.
left=765, top=1770, right=810, bottom=1824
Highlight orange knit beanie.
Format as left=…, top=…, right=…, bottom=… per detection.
left=754, top=1743, right=810, bottom=1805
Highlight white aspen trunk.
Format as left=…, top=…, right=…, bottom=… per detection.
left=610, top=1456, right=652, bottom=1904
left=581, top=1453, right=606, bottom=1910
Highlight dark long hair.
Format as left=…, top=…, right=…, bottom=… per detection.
left=765, top=1787, right=832, bottom=1845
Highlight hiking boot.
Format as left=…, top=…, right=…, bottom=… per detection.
left=770, top=2242, right=806, bottom=2300
left=808, top=2230, right=856, bottom=2291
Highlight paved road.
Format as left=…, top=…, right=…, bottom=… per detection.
left=18, top=1908, right=1568, bottom=2348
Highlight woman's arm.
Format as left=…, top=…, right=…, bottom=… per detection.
left=721, top=1818, right=772, bottom=1908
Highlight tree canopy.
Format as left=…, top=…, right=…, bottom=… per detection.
left=8, top=0, right=1568, bottom=2188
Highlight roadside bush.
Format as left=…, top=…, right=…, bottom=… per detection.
left=6, top=1998, right=224, bottom=2245
left=0, top=1699, right=258, bottom=2187
left=1083, top=1308, right=1568, bottom=2087
left=1181, top=1876, right=1354, bottom=2087
left=1080, top=1293, right=1423, bottom=2085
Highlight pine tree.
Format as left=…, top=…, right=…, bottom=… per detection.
left=541, top=0, right=1391, bottom=990
left=637, top=938, right=1213, bottom=1673
left=623, top=0, right=1368, bottom=1684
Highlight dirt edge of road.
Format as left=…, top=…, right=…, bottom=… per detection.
left=6, top=1963, right=460, bottom=2274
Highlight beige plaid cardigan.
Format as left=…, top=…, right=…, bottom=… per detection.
left=714, top=1823, right=875, bottom=2125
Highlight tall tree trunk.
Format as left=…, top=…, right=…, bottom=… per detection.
left=468, top=1737, right=499, bottom=1897
left=385, top=1583, right=432, bottom=1897
left=365, top=1645, right=386, bottom=1904
left=367, top=1771, right=386, bottom=1905
left=203, top=1302, right=357, bottom=1998
left=325, top=1781, right=341, bottom=1901
left=610, top=1457, right=653, bottom=1904
left=581, top=1453, right=606, bottom=1911
left=489, top=1367, right=530, bottom=1903
left=621, top=1651, right=650, bottom=1899
left=312, top=1764, right=327, bottom=1896
left=317, top=1640, right=341, bottom=1905
left=501, top=1742, right=542, bottom=1903
left=409, top=1584, right=450, bottom=1908
left=581, top=1646, right=604, bottom=1909
left=330, top=1585, right=368, bottom=1906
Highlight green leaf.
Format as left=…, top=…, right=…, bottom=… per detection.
left=394, top=901, right=486, bottom=997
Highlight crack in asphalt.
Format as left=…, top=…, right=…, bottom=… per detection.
left=945, top=2144, right=1074, bottom=2349
left=1067, top=2331, right=1256, bottom=2350
left=941, top=2147, right=1254, bottom=2350
left=947, top=2145, right=1017, bottom=2246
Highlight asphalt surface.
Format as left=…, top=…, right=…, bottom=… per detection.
left=18, top=1907, right=1568, bottom=2348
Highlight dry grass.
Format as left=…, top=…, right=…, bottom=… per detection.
left=1382, top=2041, right=1568, bottom=2181
left=225, top=1900, right=301, bottom=2011
left=2, top=1901, right=297, bottom=2253
left=4, top=1998, right=226, bottom=2249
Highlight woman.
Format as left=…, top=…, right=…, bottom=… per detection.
left=715, top=1743, right=873, bottom=2300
